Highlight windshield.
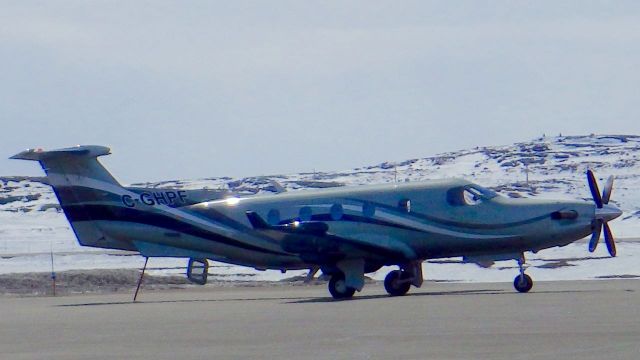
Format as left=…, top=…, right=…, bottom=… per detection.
left=446, top=184, right=498, bottom=206
left=468, top=185, right=498, bottom=200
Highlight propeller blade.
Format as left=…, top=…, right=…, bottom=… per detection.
left=588, top=219, right=602, bottom=252
left=602, top=176, right=614, bottom=205
left=603, top=222, right=617, bottom=257
left=587, top=170, right=603, bottom=208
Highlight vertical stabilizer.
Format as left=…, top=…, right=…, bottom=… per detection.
left=11, top=146, right=135, bottom=250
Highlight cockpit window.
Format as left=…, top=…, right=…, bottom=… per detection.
left=476, top=185, right=498, bottom=199
left=447, top=185, right=497, bottom=206
left=463, top=188, right=483, bottom=205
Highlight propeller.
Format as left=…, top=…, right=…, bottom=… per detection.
left=586, top=170, right=621, bottom=257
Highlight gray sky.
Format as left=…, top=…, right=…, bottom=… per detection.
left=1, top=1, right=639, bottom=183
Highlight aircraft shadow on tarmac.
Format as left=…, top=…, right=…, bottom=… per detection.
left=57, top=296, right=310, bottom=307
left=286, top=288, right=607, bottom=304
left=56, top=288, right=605, bottom=307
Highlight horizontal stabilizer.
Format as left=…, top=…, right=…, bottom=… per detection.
left=10, top=145, right=111, bottom=161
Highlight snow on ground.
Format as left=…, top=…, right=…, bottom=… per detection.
left=0, top=210, right=80, bottom=254
left=2, top=242, right=638, bottom=284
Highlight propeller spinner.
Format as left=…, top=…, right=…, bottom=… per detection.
left=586, top=170, right=622, bottom=256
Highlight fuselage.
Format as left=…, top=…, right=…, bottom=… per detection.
left=104, top=179, right=597, bottom=272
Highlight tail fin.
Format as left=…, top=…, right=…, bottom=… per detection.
left=11, top=145, right=136, bottom=251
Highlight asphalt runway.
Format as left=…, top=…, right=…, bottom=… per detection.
left=1, top=280, right=639, bottom=360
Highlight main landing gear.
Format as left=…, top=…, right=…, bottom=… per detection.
left=328, top=273, right=356, bottom=299
left=383, top=262, right=424, bottom=297
left=384, top=270, right=411, bottom=296
left=513, top=255, right=533, bottom=293
left=327, top=261, right=424, bottom=299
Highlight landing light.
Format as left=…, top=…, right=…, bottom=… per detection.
left=225, top=197, right=241, bottom=206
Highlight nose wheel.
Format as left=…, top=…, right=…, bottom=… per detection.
left=514, top=273, right=533, bottom=293
left=513, top=255, right=533, bottom=293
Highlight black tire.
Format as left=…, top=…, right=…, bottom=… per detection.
left=384, top=270, right=411, bottom=296
left=328, top=273, right=356, bottom=299
left=514, top=274, right=533, bottom=293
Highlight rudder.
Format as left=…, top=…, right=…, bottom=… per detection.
left=11, top=145, right=136, bottom=251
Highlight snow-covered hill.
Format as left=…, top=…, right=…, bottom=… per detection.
left=132, top=134, right=640, bottom=231
left=1, top=134, right=639, bottom=283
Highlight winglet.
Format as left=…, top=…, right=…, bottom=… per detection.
left=246, top=211, right=270, bottom=229
left=270, top=180, right=287, bottom=193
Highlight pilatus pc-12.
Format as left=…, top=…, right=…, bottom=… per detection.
left=12, top=145, right=622, bottom=299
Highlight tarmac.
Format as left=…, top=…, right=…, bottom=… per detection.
left=1, top=280, right=639, bottom=360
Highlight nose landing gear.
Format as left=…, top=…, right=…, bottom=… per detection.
left=513, top=255, right=533, bottom=293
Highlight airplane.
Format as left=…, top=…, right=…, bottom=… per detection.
left=11, top=145, right=623, bottom=299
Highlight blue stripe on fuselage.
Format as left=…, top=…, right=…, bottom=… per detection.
left=61, top=204, right=288, bottom=255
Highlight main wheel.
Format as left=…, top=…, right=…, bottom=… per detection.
left=384, top=270, right=411, bottom=296
left=328, top=273, right=356, bottom=299
left=513, top=273, right=533, bottom=293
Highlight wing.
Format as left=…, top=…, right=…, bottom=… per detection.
left=245, top=211, right=415, bottom=261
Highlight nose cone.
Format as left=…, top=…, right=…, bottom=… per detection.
left=596, top=204, right=623, bottom=222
